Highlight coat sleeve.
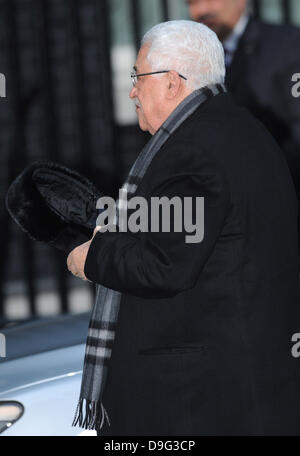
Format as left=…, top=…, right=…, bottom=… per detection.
left=84, top=141, right=230, bottom=298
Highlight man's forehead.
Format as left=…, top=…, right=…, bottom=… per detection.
left=133, top=44, right=150, bottom=71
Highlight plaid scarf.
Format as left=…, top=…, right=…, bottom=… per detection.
left=72, top=83, right=227, bottom=431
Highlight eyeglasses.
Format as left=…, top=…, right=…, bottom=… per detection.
left=131, top=70, right=187, bottom=87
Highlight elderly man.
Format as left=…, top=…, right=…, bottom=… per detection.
left=186, top=0, right=300, bottom=238
left=68, top=20, right=300, bottom=435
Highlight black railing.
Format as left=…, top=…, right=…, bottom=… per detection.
left=0, top=0, right=115, bottom=325
left=282, top=0, right=291, bottom=24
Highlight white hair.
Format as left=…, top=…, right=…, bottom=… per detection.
left=141, top=20, right=225, bottom=91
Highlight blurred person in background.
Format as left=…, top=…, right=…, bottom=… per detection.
left=187, top=0, right=300, bottom=247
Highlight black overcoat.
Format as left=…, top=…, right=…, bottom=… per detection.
left=85, top=92, right=300, bottom=435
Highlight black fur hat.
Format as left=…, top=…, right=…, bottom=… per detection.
left=6, top=161, right=103, bottom=253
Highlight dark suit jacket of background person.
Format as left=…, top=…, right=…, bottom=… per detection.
left=225, top=16, right=300, bottom=229
left=83, top=91, right=300, bottom=436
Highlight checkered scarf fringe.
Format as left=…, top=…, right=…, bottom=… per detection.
left=72, top=83, right=227, bottom=431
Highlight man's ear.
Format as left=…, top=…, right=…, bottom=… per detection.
left=165, top=70, right=181, bottom=99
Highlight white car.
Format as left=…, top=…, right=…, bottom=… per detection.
left=0, top=312, right=96, bottom=436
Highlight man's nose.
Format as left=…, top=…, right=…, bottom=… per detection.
left=129, top=86, right=137, bottom=99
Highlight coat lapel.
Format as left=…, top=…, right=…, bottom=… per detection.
left=225, top=17, right=262, bottom=92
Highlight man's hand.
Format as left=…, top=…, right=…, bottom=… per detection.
left=67, top=227, right=101, bottom=281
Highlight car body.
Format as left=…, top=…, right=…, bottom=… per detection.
left=0, top=312, right=96, bottom=436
